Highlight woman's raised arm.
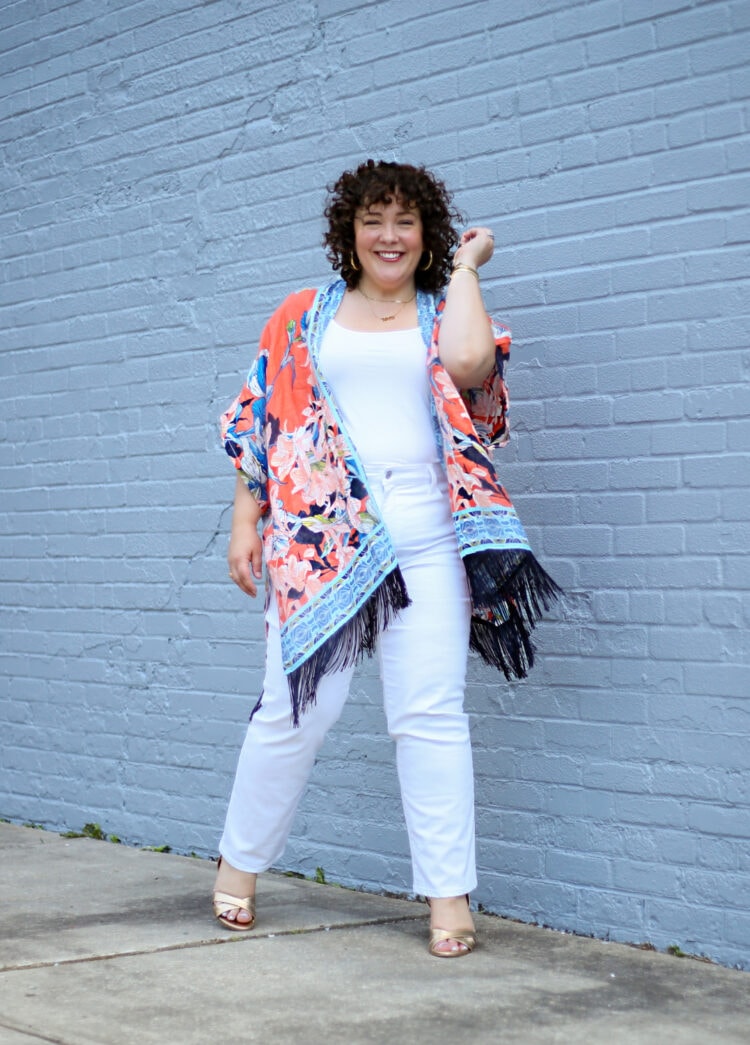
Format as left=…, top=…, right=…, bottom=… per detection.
left=437, top=226, right=496, bottom=389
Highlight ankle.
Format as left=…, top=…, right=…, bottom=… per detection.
left=216, top=858, right=257, bottom=892
left=428, top=895, right=473, bottom=923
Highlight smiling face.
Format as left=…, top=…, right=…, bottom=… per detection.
left=352, top=197, right=424, bottom=297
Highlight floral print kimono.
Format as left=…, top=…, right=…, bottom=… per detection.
left=221, top=279, right=560, bottom=723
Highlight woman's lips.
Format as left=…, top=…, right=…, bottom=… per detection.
left=376, top=251, right=404, bottom=261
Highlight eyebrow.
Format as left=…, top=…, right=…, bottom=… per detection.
left=359, top=205, right=418, bottom=217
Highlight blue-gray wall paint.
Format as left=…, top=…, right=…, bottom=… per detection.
left=1, top=0, right=749, bottom=970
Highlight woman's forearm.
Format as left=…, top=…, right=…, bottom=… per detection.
left=228, top=473, right=264, bottom=597
left=438, top=268, right=496, bottom=388
left=437, top=226, right=497, bottom=389
left=232, top=472, right=264, bottom=528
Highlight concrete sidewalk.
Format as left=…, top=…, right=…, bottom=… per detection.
left=0, top=823, right=747, bottom=1044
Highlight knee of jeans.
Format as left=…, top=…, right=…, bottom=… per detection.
left=298, top=690, right=349, bottom=742
left=387, top=709, right=470, bottom=744
left=303, top=698, right=346, bottom=739
left=252, top=689, right=341, bottom=744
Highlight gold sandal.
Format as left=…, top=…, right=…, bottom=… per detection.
left=213, top=890, right=256, bottom=931
left=427, top=895, right=476, bottom=958
left=213, top=856, right=256, bottom=932
left=428, top=926, right=476, bottom=958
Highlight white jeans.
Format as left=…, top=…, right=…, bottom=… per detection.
left=219, top=462, right=476, bottom=898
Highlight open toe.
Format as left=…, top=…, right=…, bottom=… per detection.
left=213, top=890, right=256, bottom=931
left=428, top=927, right=476, bottom=957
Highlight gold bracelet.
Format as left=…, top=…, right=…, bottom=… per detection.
left=451, top=264, right=479, bottom=280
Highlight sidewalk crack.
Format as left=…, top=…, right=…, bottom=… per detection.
left=0, top=913, right=426, bottom=974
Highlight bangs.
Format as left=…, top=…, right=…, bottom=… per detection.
left=360, top=179, right=417, bottom=214
left=360, top=192, right=419, bottom=214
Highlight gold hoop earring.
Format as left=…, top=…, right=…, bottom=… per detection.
left=350, top=252, right=361, bottom=272
left=420, top=250, right=433, bottom=271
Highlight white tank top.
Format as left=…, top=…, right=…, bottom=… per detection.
left=318, top=319, right=439, bottom=467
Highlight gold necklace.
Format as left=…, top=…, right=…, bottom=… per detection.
left=357, top=286, right=416, bottom=323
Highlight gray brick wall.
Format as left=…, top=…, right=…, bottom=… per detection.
left=1, top=0, right=749, bottom=970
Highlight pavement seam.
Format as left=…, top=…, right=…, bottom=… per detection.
left=0, top=1016, right=73, bottom=1044
left=0, top=912, right=426, bottom=974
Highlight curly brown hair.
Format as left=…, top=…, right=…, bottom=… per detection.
left=323, top=159, right=463, bottom=293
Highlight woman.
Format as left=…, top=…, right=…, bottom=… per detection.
left=214, top=160, right=560, bottom=957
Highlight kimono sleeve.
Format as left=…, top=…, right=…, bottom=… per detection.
left=461, top=319, right=512, bottom=449
left=219, top=347, right=269, bottom=513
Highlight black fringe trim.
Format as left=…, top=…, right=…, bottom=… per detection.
left=288, top=566, right=411, bottom=725
left=465, top=549, right=563, bottom=681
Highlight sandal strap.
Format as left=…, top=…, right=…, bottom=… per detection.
left=213, top=891, right=256, bottom=919
left=429, top=927, right=476, bottom=956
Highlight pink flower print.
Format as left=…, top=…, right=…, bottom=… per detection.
left=276, top=553, right=313, bottom=616
left=270, top=432, right=298, bottom=480
left=275, top=552, right=327, bottom=617
left=449, top=464, right=502, bottom=510
left=278, top=553, right=312, bottom=593
left=291, top=458, right=342, bottom=505
left=301, top=399, right=326, bottom=427
left=433, top=366, right=462, bottom=403
left=467, top=483, right=505, bottom=508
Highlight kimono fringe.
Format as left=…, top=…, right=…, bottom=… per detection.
left=466, top=549, right=563, bottom=680
left=288, top=566, right=411, bottom=726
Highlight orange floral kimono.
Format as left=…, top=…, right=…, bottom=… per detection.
left=221, top=279, right=560, bottom=723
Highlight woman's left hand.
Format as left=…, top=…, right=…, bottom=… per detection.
left=453, top=227, right=495, bottom=270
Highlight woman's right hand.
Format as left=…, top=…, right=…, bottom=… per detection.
left=228, top=522, right=263, bottom=597
left=227, top=474, right=264, bottom=597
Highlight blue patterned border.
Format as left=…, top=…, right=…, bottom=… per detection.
left=454, top=505, right=531, bottom=555
left=280, top=522, right=399, bottom=672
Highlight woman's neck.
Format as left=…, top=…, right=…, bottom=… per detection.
left=334, top=284, right=419, bottom=333
left=357, top=275, right=416, bottom=302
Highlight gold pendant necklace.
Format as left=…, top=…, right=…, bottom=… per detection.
left=357, top=287, right=416, bottom=323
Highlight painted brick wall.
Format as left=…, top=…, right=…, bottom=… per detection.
left=1, top=0, right=749, bottom=969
